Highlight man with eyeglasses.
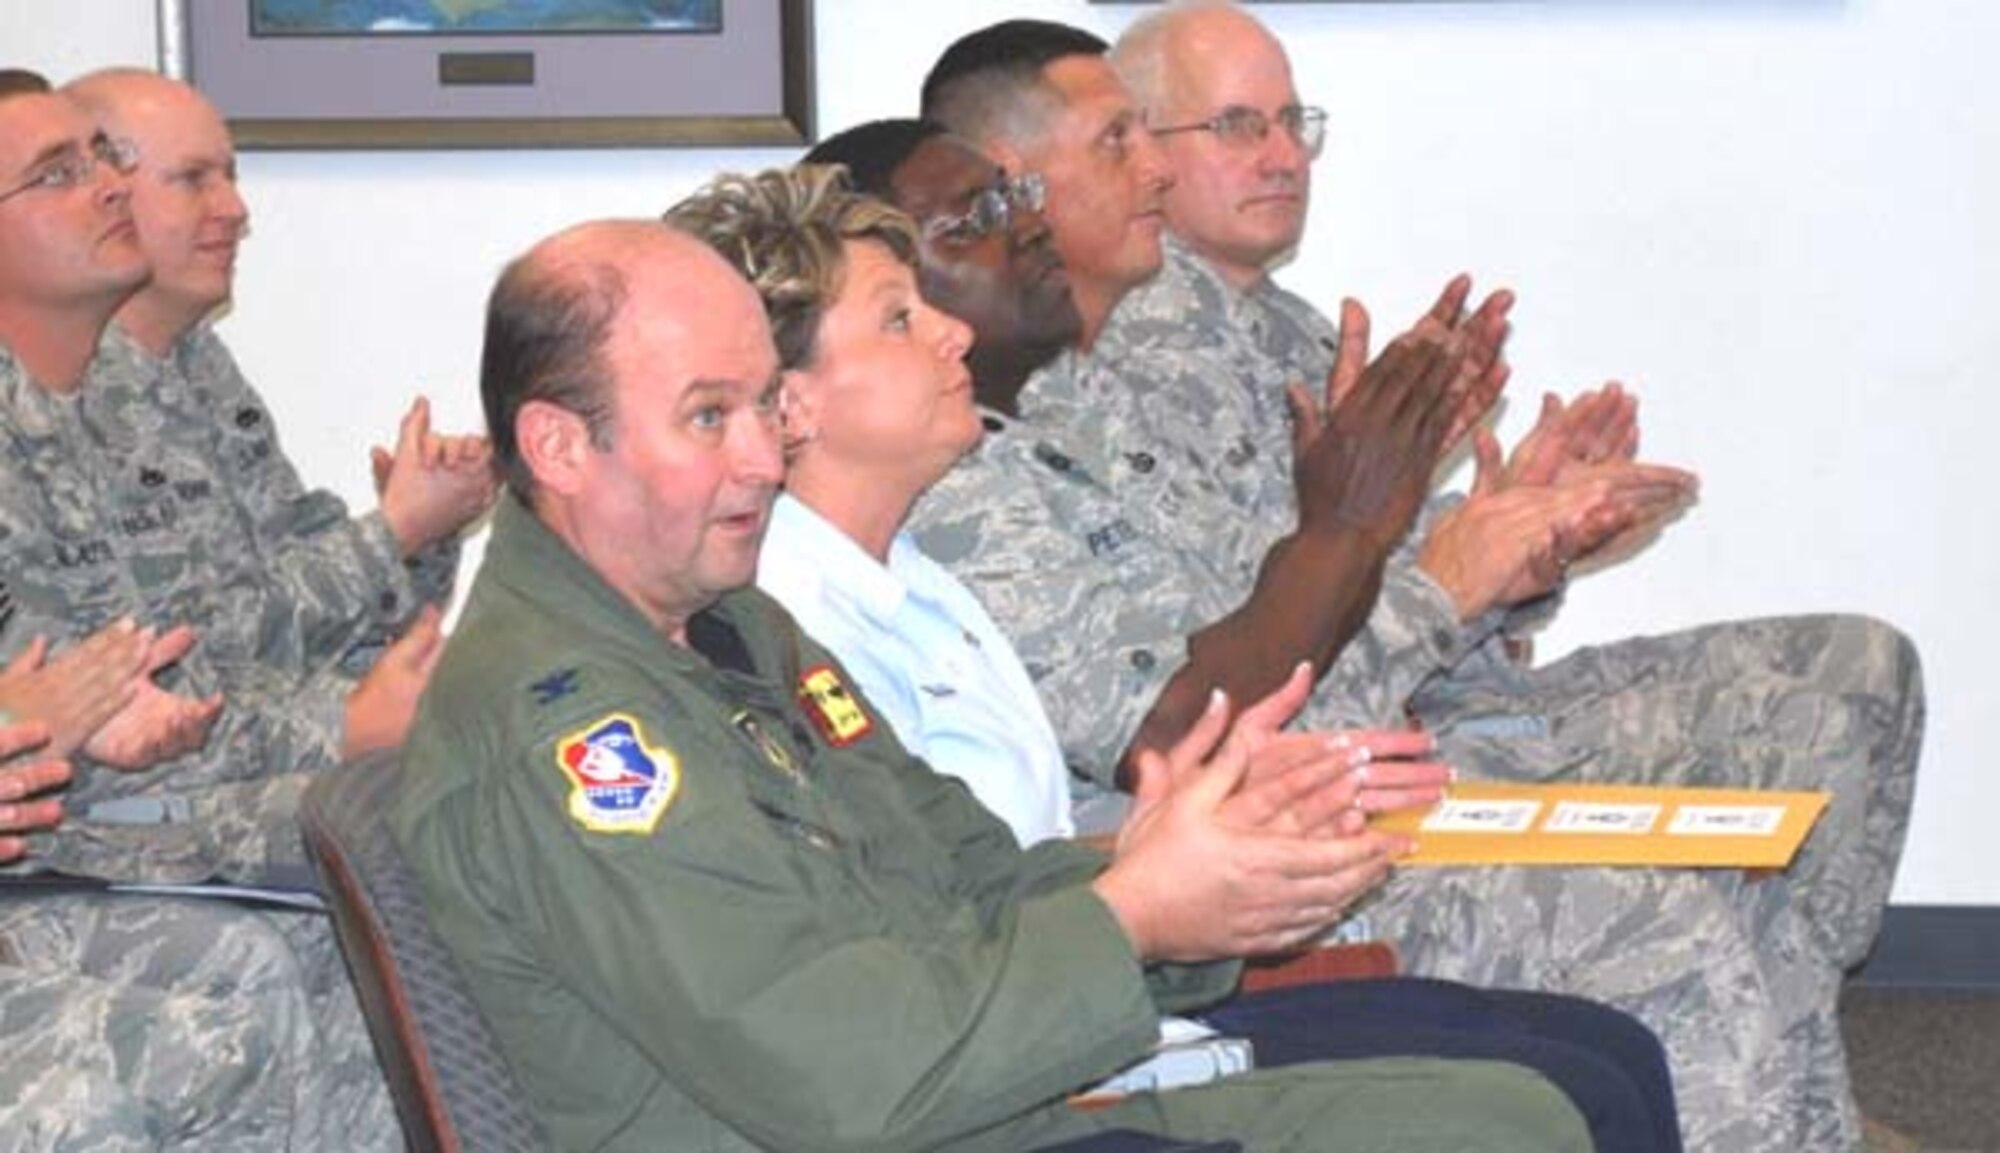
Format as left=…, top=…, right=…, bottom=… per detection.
left=0, top=67, right=406, bottom=1149
left=905, top=15, right=1909, bottom=1153
left=0, top=126, right=139, bottom=206
left=1106, top=4, right=1922, bottom=1147
left=916, top=20, right=1500, bottom=795
left=40, top=65, right=494, bottom=809
left=807, top=121, right=1084, bottom=418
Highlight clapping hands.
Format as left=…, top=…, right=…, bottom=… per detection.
left=374, top=396, right=498, bottom=558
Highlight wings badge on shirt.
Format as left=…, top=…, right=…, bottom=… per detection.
left=554, top=713, right=681, bottom=835
left=797, top=666, right=873, bottom=747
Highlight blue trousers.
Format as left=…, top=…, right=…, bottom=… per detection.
left=1034, top=976, right=1678, bottom=1153
left=1201, top=977, right=1682, bottom=1152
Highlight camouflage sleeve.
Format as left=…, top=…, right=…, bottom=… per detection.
left=1499, top=583, right=1566, bottom=637
left=34, top=671, right=347, bottom=884
left=910, top=446, right=1203, bottom=788
left=402, top=536, right=463, bottom=609
left=185, top=332, right=430, bottom=674
left=199, top=668, right=349, bottom=784
left=325, top=517, right=463, bottom=680
left=1308, top=497, right=1508, bottom=729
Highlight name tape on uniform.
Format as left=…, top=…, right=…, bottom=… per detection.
left=1373, top=781, right=1829, bottom=868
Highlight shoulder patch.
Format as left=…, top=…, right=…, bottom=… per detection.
left=553, top=713, right=681, bottom=835
left=797, top=666, right=873, bottom=747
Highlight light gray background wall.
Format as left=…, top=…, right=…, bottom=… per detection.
left=5, top=0, right=1989, bottom=903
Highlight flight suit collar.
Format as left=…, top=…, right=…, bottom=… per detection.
left=485, top=498, right=802, bottom=713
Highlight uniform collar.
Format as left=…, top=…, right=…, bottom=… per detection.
left=1164, top=234, right=1268, bottom=336
left=0, top=337, right=122, bottom=437
left=768, top=492, right=910, bottom=626
left=487, top=500, right=794, bottom=692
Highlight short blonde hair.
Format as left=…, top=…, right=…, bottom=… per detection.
left=665, top=164, right=918, bottom=370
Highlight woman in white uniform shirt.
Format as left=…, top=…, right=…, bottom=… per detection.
left=670, top=165, right=1075, bottom=844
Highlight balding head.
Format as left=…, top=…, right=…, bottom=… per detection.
left=483, top=220, right=651, bottom=505
left=67, top=69, right=247, bottom=351
left=1111, top=1, right=1315, bottom=288
left=1109, top=1, right=1280, bottom=119
left=484, top=219, right=784, bottom=638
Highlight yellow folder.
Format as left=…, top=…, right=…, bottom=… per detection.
left=1372, top=781, right=1830, bottom=868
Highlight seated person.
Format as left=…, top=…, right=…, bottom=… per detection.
left=387, top=211, right=1599, bottom=1152
left=2, top=68, right=491, bottom=885
left=0, top=616, right=365, bottom=1147
left=806, top=113, right=1843, bottom=1153
left=0, top=67, right=439, bottom=1146
left=1100, top=0, right=1918, bottom=979
left=673, top=160, right=1681, bottom=1152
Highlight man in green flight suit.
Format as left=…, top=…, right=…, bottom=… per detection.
left=388, top=215, right=1592, bottom=1152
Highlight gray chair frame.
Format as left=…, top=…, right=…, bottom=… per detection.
left=301, top=753, right=547, bottom=1153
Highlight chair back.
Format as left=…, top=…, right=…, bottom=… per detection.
left=300, top=751, right=548, bottom=1153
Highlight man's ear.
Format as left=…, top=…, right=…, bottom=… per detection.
left=516, top=399, right=596, bottom=496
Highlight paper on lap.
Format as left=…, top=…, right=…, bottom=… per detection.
left=1372, top=781, right=1829, bottom=868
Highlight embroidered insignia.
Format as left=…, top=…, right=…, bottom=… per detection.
left=731, top=710, right=800, bottom=781
left=553, top=714, right=680, bottom=835
left=530, top=668, right=582, bottom=706
left=797, top=666, right=873, bottom=747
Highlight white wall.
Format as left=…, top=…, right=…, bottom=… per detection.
left=6, top=0, right=1991, bottom=903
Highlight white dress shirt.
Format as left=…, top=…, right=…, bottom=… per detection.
left=757, top=493, right=1076, bottom=844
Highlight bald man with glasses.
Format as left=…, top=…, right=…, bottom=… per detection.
left=1087, top=4, right=1922, bottom=1150
left=0, top=68, right=402, bottom=1149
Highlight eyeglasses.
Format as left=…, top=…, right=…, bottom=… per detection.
left=923, top=172, right=1047, bottom=245
left=1151, top=105, right=1327, bottom=160
left=0, top=134, right=140, bottom=207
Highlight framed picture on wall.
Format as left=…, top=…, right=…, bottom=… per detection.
left=158, top=0, right=814, bottom=150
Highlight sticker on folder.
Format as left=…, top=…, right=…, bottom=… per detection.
left=1421, top=798, right=1541, bottom=834
left=1377, top=782, right=1829, bottom=868
left=1667, top=805, right=1786, bottom=837
left=1545, top=802, right=1662, bottom=835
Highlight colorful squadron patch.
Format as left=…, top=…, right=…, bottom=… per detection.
left=797, top=666, right=873, bottom=747
left=554, top=713, right=680, bottom=835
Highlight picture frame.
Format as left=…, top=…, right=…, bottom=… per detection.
left=157, top=1, right=815, bottom=150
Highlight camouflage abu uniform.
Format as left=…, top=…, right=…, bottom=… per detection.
left=0, top=896, right=389, bottom=1152
left=1, top=324, right=456, bottom=881
left=1095, top=236, right=1921, bottom=973
left=0, top=327, right=423, bottom=1148
left=908, top=271, right=1903, bottom=1149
